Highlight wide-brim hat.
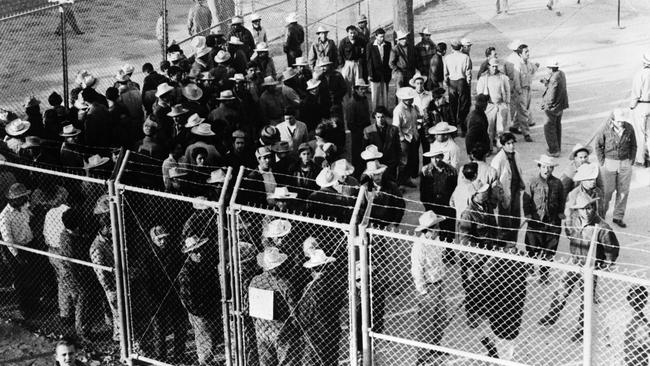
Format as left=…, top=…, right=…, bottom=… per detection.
left=395, top=30, right=409, bottom=40
left=285, top=12, right=297, bottom=23
left=507, top=39, right=523, bottom=51
left=357, top=14, right=368, bottom=24
left=255, top=146, right=273, bottom=158
left=155, top=83, right=175, bottom=98
left=182, top=236, right=210, bottom=253
left=255, top=42, right=269, bottom=52
left=361, top=144, right=383, bottom=160
left=414, top=210, right=445, bottom=232
left=168, top=167, right=189, bottom=178
left=332, top=158, right=354, bottom=176
left=354, top=79, right=369, bottom=88
left=185, top=113, right=205, bottom=128
left=423, top=148, right=445, bottom=158
left=114, top=70, right=130, bottom=82
left=573, top=163, right=599, bottom=182
left=169, top=52, right=183, bottom=62
left=74, top=98, right=90, bottom=110
left=229, top=73, right=246, bottom=82
left=60, top=124, right=81, bottom=137
left=206, top=169, right=227, bottom=184
left=315, top=26, right=329, bottom=34
left=251, top=13, right=262, bottom=21
left=570, top=195, right=600, bottom=209
left=569, top=143, right=593, bottom=160
left=306, top=79, right=321, bottom=90
left=263, top=219, right=292, bottom=238
left=214, top=50, right=231, bottom=63
left=271, top=141, right=291, bottom=153
left=396, top=86, right=416, bottom=100
left=428, top=122, right=457, bottom=135
left=257, top=247, right=289, bottom=270
left=217, top=90, right=236, bottom=100
left=5, top=119, right=31, bottom=137
left=21, top=136, right=42, bottom=149
left=315, top=168, right=339, bottom=188
left=183, top=83, right=204, bottom=101
left=534, top=154, right=559, bottom=167
left=229, top=36, right=244, bottom=45
left=84, top=154, right=110, bottom=170
left=231, top=16, right=243, bottom=25
left=294, top=57, right=309, bottom=66
left=303, top=249, right=336, bottom=268
left=199, top=72, right=216, bottom=80
left=316, top=57, right=334, bottom=67
left=283, top=68, right=298, bottom=81
left=419, top=27, right=431, bottom=35
left=196, top=46, right=213, bottom=58
left=192, top=196, right=210, bottom=210
left=168, top=104, right=190, bottom=117
left=408, top=72, right=428, bottom=87
left=546, top=59, right=560, bottom=68
left=460, top=38, right=472, bottom=46
left=261, top=76, right=279, bottom=86
left=191, top=36, right=207, bottom=50
left=93, top=195, right=110, bottom=215
left=5, top=183, right=31, bottom=200
left=267, top=187, right=298, bottom=200
left=191, top=123, right=215, bottom=136
left=363, top=160, right=387, bottom=176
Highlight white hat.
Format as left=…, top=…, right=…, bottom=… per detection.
left=419, top=27, right=431, bottom=35
left=182, top=236, right=210, bottom=253
left=214, top=50, right=231, bottom=63
left=315, top=26, right=329, bottom=34
left=395, top=30, right=409, bottom=40
left=303, top=237, right=319, bottom=258
left=363, top=160, right=387, bottom=176
left=261, top=76, right=279, bottom=86
left=408, top=71, right=428, bottom=87
left=182, top=83, right=204, bottom=101
left=191, top=36, right=207, bottom=50
left=231, top=16, right=243, bottom=25
left=331, top=159, right=354, bottom=176
left=5, top=119, right=31, bottom=137
left=121, top=63, right=135, bottom=74
left=84, top=154, right=110, bottom=170
left=546, top=59, right=560, bottom=68
left=285, top=12, right=298, bottom=23
left=216, top=90, right=236, bottom=100
left=306, top=79, right=321, bottom=90
left=59, top=124, right=81, bottom=137
left=360, top=145, right=383, bottom=160
left=206, top=169, right=227, bottom=184
left=257, top=246, right=288, bottom=270
left=229, top=36, right=244, bottom=45
left=507, top=39, right=523, bottom=50
left=427, top=121, right=457, bottom=135
left=613, top=108, right=630, bottom=122
left=422, top=148, right=445, bottom=158
left=192, top=196, right=210, bottom=210
left=229, top=73, right=246, bottom=82
left=460, top=38, right=472, bottom=46
left=191, top=123, right=215, bottom=136
left=155, top=83, right=174, bottom=98
left=168, top=52, right=183, bottom=62
left=283, top=68, right=298, bottom=81
left=414, top=211, right=445, bottom=232
left=569, top=143, right=593, bottom=160
left=267, top=187, right=298, bottom=200
left=315, top=168, right=339, bottom=188
left=354, top=79, right=369, bottom=88
left=255, top=42, right=269, bottom=52
left=263, top=219, right=292, bottom=238
left=316, top=57, right=334, bottom=67
left=251, top=13, right=262, bottom=21
left=185, top=113, right=205, bottom=128
left=534, top=154, right=559, bottom=167
left=303, top=249, right=336, bottom=268
left=570, top=195, right=600, bottom=209
left=196, top=45, right=213, bottom=58
left=573, top=163, right=599, bottom=182
left=168, top=167, right=188, bottom=178
left=395, top=86, right=416, bottom=100
left=294, top=56, right=309, bottom=66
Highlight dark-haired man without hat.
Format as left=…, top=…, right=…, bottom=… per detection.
left=366, top=28, right=392, bottom=111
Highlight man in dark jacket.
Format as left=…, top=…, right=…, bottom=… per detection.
left=284, top=13, right=305, bottom=67
left=80, top=88, right=112, bottom=148
left=339, top=25, right=367, bottom=91
left=345, top=80, right=371, bottom=176
left=389, top=30, right=416, bottom=88
left=465, top=94, right=491, bottom=154
left=317, top=57, right=347, bottom=109
left=415, top=27, right=436, bottom=84
left=366, top=28, right=392, bottom=111
left=362, top=106, right=401, bottom=182
left=429, top=42, right=446, bottom=89
left=228, top=16, right=255, bottom=58
left=362, top=160, right=405, bottom=227
left=541, top=59, right=569, bottom=156
left=420, top=149, right=458, bottom=242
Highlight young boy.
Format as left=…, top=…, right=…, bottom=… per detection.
left=55, top=337, right=86, bottom=366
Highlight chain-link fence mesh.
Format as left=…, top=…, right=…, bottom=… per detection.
left=231, top=204, right=353, bottom=366
left=0, top=158, right=121, bottom=357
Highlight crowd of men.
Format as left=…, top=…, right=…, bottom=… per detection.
left=1, top=8, right=650, bottom=366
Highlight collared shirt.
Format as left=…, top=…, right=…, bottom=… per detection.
left=339, top=37, right=365, bottom=62
left=162, top=155, right=180, bottom=191
left=444, top=50, right=472, bottom=83
left=374, top=39, right=385, bottom=59
left=43, top=204, right=70, bottom=249
left=411, top=233, right=445, bottom=294
left=252, top=26, right=268, bottom=46
left=429, top=139, right=460, bottom=169
left=414, top=90, right=433, bottom=118
left=0, top=204, right=33, bottom=256
left=515, top=59, right=538, bottom=90
left=631, top=67, right=650, bottom=104
left=393, top=102, right=420, bottom=142
left=476, top=71, right=511, bottom=104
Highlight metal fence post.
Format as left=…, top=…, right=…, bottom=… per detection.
left=348, top=186, right=367, bottom=366
left=334, top=0, right=339, bottom=43
left=366, top=0, right=371, bottom=33
left=162, top=0, right=168, bottom=61
left=228, top=167, right=246, bottom=366
left=108, top=180, right=129, bottom=362
left=358, top=224, right=371, bottom=366
left=57, top=3, right=70, bottom=111
left=304, top=0, right=309, bottom=55
left=218, top=167, right=234, bottom=366
left=582, top=225, right=600, bottom=366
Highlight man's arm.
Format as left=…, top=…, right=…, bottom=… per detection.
left=410, top=242, right=427, bottom=294
left=389, top=47, right=399, bottom=73
left=595, top=125, right=606, bottom=165
left=187, top=6, right=195, bottom=35
left=629, top=124, right=637, bottom=161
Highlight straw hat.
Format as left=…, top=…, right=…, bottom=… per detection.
left=229, top=73, right=246, bottom=82
left=507, top=39, right=523, bottom=51
left=282, top=68, right=298, bottom=81
left=167, top=104, right=190, bottom=117
left=21, top=136, right=42, bottom=149
left=569, top=143, right=592, bottom=160
left=331, top=159, right=354, bottom=176
left=354, top=79, right=369, bottom=88
left=303, top=249, right=336, bottom=268
left=5, top=183, right=31, bottom=200
left=114, top=70, right=130, bottom=82
left=214, top=50, right=231, bottom=63
left=363, top=160, right=387, bottom=176
left=419, top=27, right=431, bottom=35
left=570, top=195, right=599, bottom=210
left=395, top=30, right=409, bottom=40
left=255, top=146, right=273, bottom=158
left=251, top=13, right=262, bottom=21
left=573, top=163, right=599, bottom=182
left=285, top=12, right=298, bottom=23
left=155, top=83, right=174, bottom=98
left=261, top=76, right=279, bottom=86
left=192, top=196, right=210, bottom=210
left=191, top=123, right=215, bottom=136
left=263, top=219, right=292, bottom=238
left=294, top=56, right=309, bottom=66
left=182, top=83, right=204, bottom=101
left=196, top=46, right=213, bottom=58
left=182, top=236, right=210, bottom=253
left=534, top=154, right=559, bottom=167
left=315, top=168, right=339, bottom=188
left=256, top=246, right=288, bottom=270
left=460, top=38, right=472, bottom=46
left=121, top=63, right=135, bottom=75
left=191, top=36, right=207, bottom=50
left=169, top=52, right=183, bottom=62
left=5, top=119, right=31, bottom=137
left=427, top=122, right=457, bottom=135
left=408, top=71, right=428, bottom=87
left=84, top=154, right=110, bottom=170
left=316, top=57, right=334, bottom=67
left=184, top=113, right=205, bottom=128
left=149, top=226, right=170, bottom=241
left=229, top=36, right=244, bottom=45
left=357, top=14, right=368, bottom=24
left=217, top=90, right=236, bottom=100
left=255, top=42, right=269, bottom=52
left=267, top=187, right=298, bottom=200
left=206, top=169, right=227, bottom=184
left=306, top=79, right=321, bottom=90
left=231, top=16, right=243, bottom=25
left=414, top=210, right=445, bottom=232
left=422, top=148, right=445, bottom=158
left=315, top=26, right=329, bottom=34
left=546, top=59, right=560, bottom=68
left=395, top=87, right=416, bottom=100
left=360, top=144, right=383, bottom=161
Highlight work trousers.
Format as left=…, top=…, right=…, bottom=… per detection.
left=486, top=102, right=511, bottom=145
left=601, top=158, right=633, bottom=220
left=448, top=79, right=471, bottom=133
left=415, top=282, right=449, bottom=363
left=399, top=139, right=420, bottom=183
left=513, top=87, right=532, bottom=136
left=544, top=109, right=564, bottom=154
left=370, top=81, right=389, bottom=111
left=341, top=60, right=361, bottom=95
left=188, top=313, right=223, bottom=365
left=631, top=103, right=650, bottom=164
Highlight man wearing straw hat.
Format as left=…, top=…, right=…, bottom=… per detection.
left=420, top=148, right=458, bottom=242
left=259, top=77, right=285, bottom=125
left=308, top=26, right=339, bottom=70
left=228, top=16, right=255, bottom=57
left=629, top=50, right=650, bottom=167
left=523, top=154, right=565, bottom=284
left=249, top=246, right=303, bottom=366
left=187, top=0, right=212, bottom=36
left=541, top=58, right=568, bottom=155
left=565, top=162, right=605, bottom=219
left=284, top=12, right=305, bottom=67
left=411, top=210, right=449, bottom=365
left=539, top=195, right=619, bottom=342
left=390, top=30, right=416, bottom=89
left=363, top=159, right=405, bottom=227
left=560, top=143, right=603, bottom=195
left=252, top=42, right=276, bottom=79
left=366, top=27, right=392, bottom=111
left=250, top=13, right=267, bottom=46
left=394, top=87, right=420, bottom=187
left=415, top=27, right=436, bottom=84
left=346, top=79, right=371, bottom=175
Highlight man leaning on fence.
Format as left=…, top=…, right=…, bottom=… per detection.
left=187, top=0, right=212, bottom=37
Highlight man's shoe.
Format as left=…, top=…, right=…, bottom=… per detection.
left=548, top=151, right=561, bottom=157
left=613, top=219, right=627, bottom=228
left=524, top=135, right=533, bottom=142
left=509, top=127, right=522, bottom=135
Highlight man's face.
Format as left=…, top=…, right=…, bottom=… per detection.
left=432, top=154, right=444, bottom=167
left=489, top=63, right=498, bottom=75
left=374, top=113, right=386, bottom=126
left=358, top=21, right=367, bottom=29
left=421, top=34, right=430, bottom=41
left=575, top=151, right=589, bottom=165
left=521, top=47, right=530, bottom=61
left=56, top=345, right=76, bottom=366
left=246, top=67, right=258, bottom=78
left=196, top=153, right=206, bottom=166
left=347, top=29, right=356, bottom=41
left=320, top=64, right=331, bottom=73
left=503, top=140, right=516, bottom=153
left=462, top=44, right=472, bottom=53
left=539, top=164, right=554, bottom=179
left=252, top=20, right=261, bottom=28
left=581, top=179, right=596, bottom=190
left=275, top=199, right=288, bottom=211
left=371, top=172, right=383, bottom=185
left=189, top=251, right=202, bottom=263
left=143, top=123, right=154, bottom=136
left=299, top=149, right=313, bottom=164
left=402, top=98, right=413, bottom=107
left=284, top=115, right=295, bottom=125
left=233, top=138, right=246, bottom=153
left=376, top=33, right=385, bottom=43
left=258, top=154, right=271, bottom=170
left=398, top=38, right=407, bottom=46
left=435, top=134, right=448, bottom=142
left=414, top=79, right=424, bottom=92
left=318, top=32, right=327, bottom=42
left=578, top=205, right=596, bottom=221
left=354, top=86, right=368, bottom=97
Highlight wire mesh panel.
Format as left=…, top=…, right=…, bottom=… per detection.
left=0, top=159, right=119, bottom=356
left=366, top=228, right=589, bottom=366
left=231, top=205, right=353, bottom=366
left=118, top=182, right=231, bottom=365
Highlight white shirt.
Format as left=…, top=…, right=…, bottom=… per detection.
left=411, top=234, right=446, bottom=294
left=414, top=90, right=433, bottom=118
left=429, top=139, right=460, bottom=169
left=0, top=204, right=33, bottom=256
left=43, top=204, right=70, bottom=249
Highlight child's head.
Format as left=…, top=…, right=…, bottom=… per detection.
left=627, top=285, right=648, bottom=313
left=55, top=337, right=77, bottom=366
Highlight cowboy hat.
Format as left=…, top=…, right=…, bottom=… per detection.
left=21, top=136, right=41, bottom=149
left=363, top=160, right=387, bottom=176
left=419, top=27, right=431, bottom=35
left=315, top=168, right=339, bottom=188
left=267, top=187, right=298, bottom=200
left=570, top=195, right=600, bottom=209
left=306, top=78, right=321, bottom=90
left=199, top=71, right=215, bottom=80
left=283, top=68, right=298, bottom=81
left=395, top=30, right=409, bottom=40
left=5, top=183, right=31, bottom=200
left=285, top=12, right=298, bottom=23
left=357, top=14, right=368, bottom=23
left=613, top=108, right=630, bottom=122
left=546, top=59, right=560, bottom=68
left=255, top=42, right=269, bottom=52
left=191, top=123, right=215, bottom=136
left=232, top=130, right=246, bottom=139
left=303, top=249, right=336, bottom=268
left=5, top=119, right=30, bottom=137
left=414, top=210, right=445, bottom=232
left=332, top=159, right=354, bottom=176
left=229, top=73, right=246, bottom=82
left=196, top=45, right=213, bottom=58
left=82, top=74, right=98, bottom=89
left=534, top=154, right=559, bottom=167
left=182, top=83, right=204, bottom=101
left=251, top=13, right=262, bottom=21
left=155, top=83, right=175, bottom=98
left=294, top=56, right=309, bottom=66
left=167, top=104, right=190, bottom=117
left=255, top=146, right=273, bottom=158
left=168, top=52, right=183, bottom=62
left=428, top=122, right=457, bottom=135
left=573, top=163, right=599, bottom=182
left=422, top=148, right=445, bottom=158
left=263, top=219, right=292, bottom=238
left=192, top=196, right=210, bottom=210
left=271, top=141, right=291, bottom=153
left=168, top=167, right=188, bottom=179
left=229, top=36, right=244, bottom=45
left=408, top=72, right=428, bottom=87
left=121, top=63, right=135, bottom=75
left=354, top=79, right=369, bottom=88
left=191, top=36, right=207, bottom=50
left=316, top=57, right=334, bottom=67
left=182, top=236, right=210, bottom=253
left=569, top=143, right=593, bottom=160
left=315, top=26, right=329, bottom=34
left=360, top=145, right=383, bottom=160
left=460, top=38, right=472, bottom=46
left=84, top=154, right=110, bottom=170
left=216, top=90, right=236, bottom=100
left=185, top=113, right=205, bottom=128
left=257, top=246, right=288, bottom=270
left=59, top=124, right=81, bottom=137
left=261, top=76, right=279, bottom=86
left=206, top=169, right=227, bottom=184
left=395, top=86, right=416, bottom=100
left=231, top=16, right=243, bottom=25
left=214, top=50, right=231, bottom=63
left=507, top=39, right=523, bottom=50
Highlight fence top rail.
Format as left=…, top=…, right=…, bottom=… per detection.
left=365, top=227, right=584, bottom=273
left=232, top=203, right=350, bottom=230
left=116, top=183, right=221, bottom=208
left=0, top=160, right=107, bottom=185
left=0, top=3, right=58, bottom=22
left=593, top=267, right=650, bottom=286
left=0, top=240, right=113, bottom=272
